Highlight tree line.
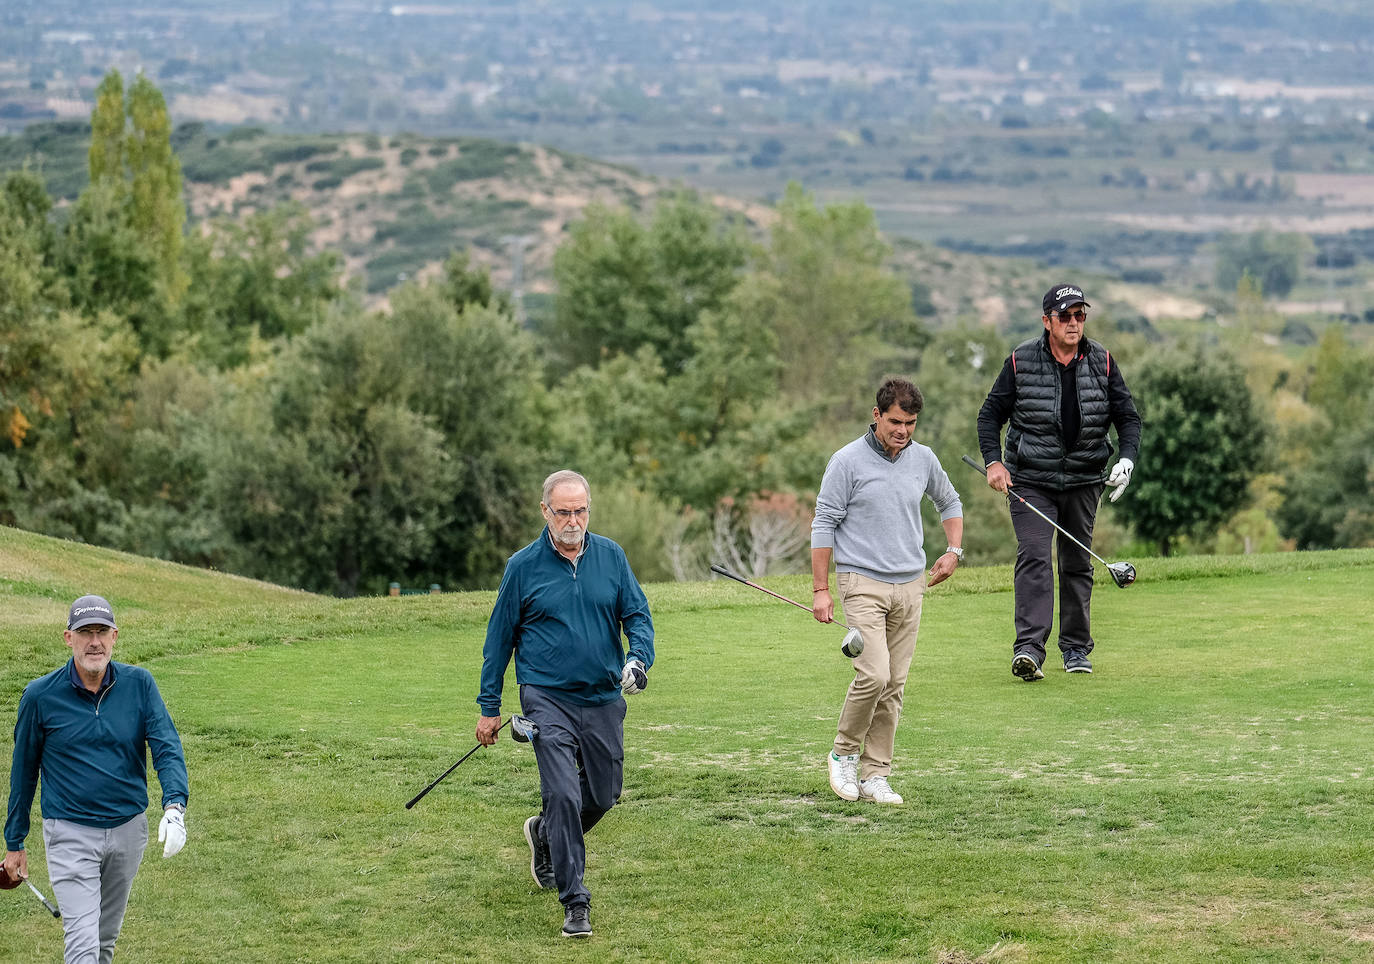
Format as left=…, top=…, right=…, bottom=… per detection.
left=2, top=72, right=1370, bottom=595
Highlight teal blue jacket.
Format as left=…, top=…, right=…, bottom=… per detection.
left=478, top=529, right=654, bottom=715
left=6, top=660, right=188, bottom=850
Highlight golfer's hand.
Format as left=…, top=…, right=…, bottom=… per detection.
left=1107, top=458, right=1134, bottom=502
left=812, top=588, right=835, bottom=624
left=621, top=659, right=648, bottom=695
left=476, top=714, right=503, bottom=746
left=3, top=849, right=26, bottom=882
left=928, top=552, right=958, bottom=587
left=158, top=808, right=186, bottom=859
left=986, top=461, right=1012, bottom=494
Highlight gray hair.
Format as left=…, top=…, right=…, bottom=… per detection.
left=542, top=469, right=591, bottom=506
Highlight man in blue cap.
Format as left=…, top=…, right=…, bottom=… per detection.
left=4, top=594, right=189, bottom=963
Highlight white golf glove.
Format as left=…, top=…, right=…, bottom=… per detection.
left=158, top=808, right=186, bottom=859
left=620, top=659, right=648, bottom=696
left=1107, top=458, right=1134, bottom=502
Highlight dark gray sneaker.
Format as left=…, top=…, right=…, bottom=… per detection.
left=1064, top=651, right=1093, bottom=674
left=524, top=816, right=555, bottom=889
left=562, top=902, right=592, bottom=938
left=1012, top=653, right=1045, bottom=681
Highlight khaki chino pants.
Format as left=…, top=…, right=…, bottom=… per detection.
left=833, top=570, right=926, bottom=780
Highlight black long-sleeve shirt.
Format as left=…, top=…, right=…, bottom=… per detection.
left=977, top=333, right=1141, bottom=469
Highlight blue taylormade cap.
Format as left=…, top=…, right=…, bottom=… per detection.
left=68, top=595, right=117, bottom=631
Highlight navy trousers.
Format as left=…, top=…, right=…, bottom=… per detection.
left=519, top=684, right=626, bottom=908
left=1009, top=481, right=1105, bottom=666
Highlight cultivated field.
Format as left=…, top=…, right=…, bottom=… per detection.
left=2, top=527, right=1373, bottom=962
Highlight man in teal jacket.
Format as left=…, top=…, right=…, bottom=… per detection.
left=5, top=594, right=189, bottom=963
left=476, top=469, right=654, bottom=940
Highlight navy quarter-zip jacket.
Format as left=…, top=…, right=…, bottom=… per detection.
left=6, top=659, right=188, bottom=850
left=478, top=528, right=654, bottom=716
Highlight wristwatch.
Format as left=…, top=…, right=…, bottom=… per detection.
left=166, top=802, right=186, bottom=814
left=945, top=546, right=964, bottom=562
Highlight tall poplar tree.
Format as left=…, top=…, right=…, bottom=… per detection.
left=126, top=74, right=186, bottom=299
left=88, top=71, right=126, bottom=189
left=81, top=70, right=188, bottom=313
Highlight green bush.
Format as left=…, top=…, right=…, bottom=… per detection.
left=181, top=147, right=270, bottom=184
left=304, top=156, right=385, bottom=179
left=373, top=213, right=465, bottom=246
left=224, top=126, right=266, bottom=143
left=424, top=142, right=533, bottom=193
left=262, top=141, right=338, bottom=165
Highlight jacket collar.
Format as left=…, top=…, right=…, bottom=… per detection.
left=1041, top=329, right=1085, bottom=366
left=864, top=423, right=907, bottom=463
left=66, top=658, right=115, bottom=695
left=544, top=526, right=588, bottom=565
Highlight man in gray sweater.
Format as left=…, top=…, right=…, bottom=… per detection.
left=812, top=377, right=964, bottom=805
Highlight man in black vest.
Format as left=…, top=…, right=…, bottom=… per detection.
left=976, top=284, right=1142, bottom=680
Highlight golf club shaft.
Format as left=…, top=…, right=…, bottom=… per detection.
left=960, top=455, right=1112, bottom=568
left=26, top=879, right=59, bottom=917
left=405, top=716, right=510, bottom=809
left=708, top=564, right=852, bottom=630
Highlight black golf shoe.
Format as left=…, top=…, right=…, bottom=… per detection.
left=524, top=816, right=556, bottom=889
left=562, top=902, right=592, bottom=938
left=1063, top=651, right=1093, bottom=673
left=1012, top=653, right=1045, bottom=681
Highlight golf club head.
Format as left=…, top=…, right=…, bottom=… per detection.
left=0, top=868, right=20, bottom=890
left=26, top=880, right=59, bottom=918
left=510, top=714, right=538, bottom=743
left=841, top=627, right=865, bottom=658
left=1107, top=562, right=1136, bottom=588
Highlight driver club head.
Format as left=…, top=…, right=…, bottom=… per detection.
left=510, top=714, right=538, bottom=743
left=1107, top=562, right=1137, bottom=588
left=840, top=626, right=865, bottom=658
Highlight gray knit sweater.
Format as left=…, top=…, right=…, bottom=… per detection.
left=811, top=429, right=963, bottom=583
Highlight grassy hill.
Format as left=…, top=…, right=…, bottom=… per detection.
left=4, top=525, right=1374, bottom=961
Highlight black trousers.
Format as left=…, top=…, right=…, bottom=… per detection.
left=1009, top=482, right=1104, bottom=666
left=519, top=684, right=626, bottom=908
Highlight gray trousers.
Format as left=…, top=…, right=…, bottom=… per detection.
left=1010, top=482, right=1104, bottom=665
left=520, top=684, right=625, bottom=909
left=43, top=815, right=148, bottom=964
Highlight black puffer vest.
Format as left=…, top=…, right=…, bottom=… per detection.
left=1004, top=335, right=1114, bottom=489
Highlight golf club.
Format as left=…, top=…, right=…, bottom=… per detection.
left=405, top=713, right=538, bottom=809
left=961, top=455, right=1137, bottom=588
left=709, top=564, right=865, bottom=657
left=5, top=868, right=60, bottom=918
left=27, top=879, right=60, bottom=918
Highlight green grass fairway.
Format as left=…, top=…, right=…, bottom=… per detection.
left=3, top=526, right=1374, bottom=962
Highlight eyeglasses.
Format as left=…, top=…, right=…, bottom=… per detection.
left=1053, top=308, right=1087, bottom=323
left=71, top=626, right=115, bottom=638
left=548, top=507, right=588, bottom=521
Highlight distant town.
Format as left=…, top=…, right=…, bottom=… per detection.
left=5, top=1, right=1372, bottom=135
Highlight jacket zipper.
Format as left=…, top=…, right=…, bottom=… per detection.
left=94, top=679, right=116, bottom=717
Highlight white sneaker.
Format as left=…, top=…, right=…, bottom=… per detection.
left=827, top=751, right=860, bottom=801
left=859, top=774, right=904, bottom=805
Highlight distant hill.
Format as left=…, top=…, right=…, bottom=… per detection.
left=1, top=121, right=776, bottom=301
left=0, top=121, right=1212, bottom=330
